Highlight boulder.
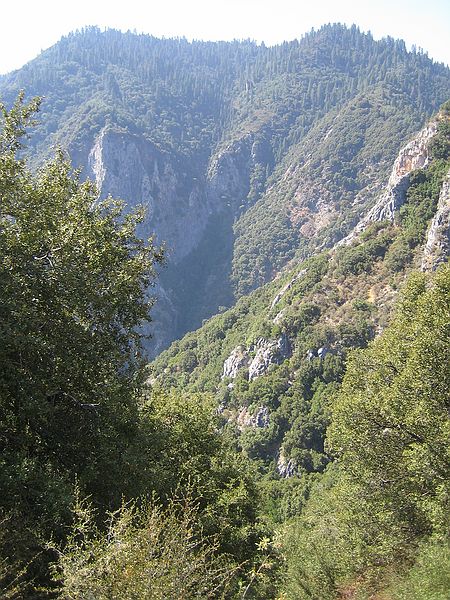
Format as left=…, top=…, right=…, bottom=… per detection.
left=248, top=333, right=291, bottom=380
left=222, top=345, right=250, bottom=379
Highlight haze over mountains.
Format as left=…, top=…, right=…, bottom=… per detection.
left=1, top=24, right=449, bottom=354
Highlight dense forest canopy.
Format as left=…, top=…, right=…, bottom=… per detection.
left=1, top=24, right=449, bottom=163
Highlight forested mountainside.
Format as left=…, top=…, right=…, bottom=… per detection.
left=148, top=102, right=450, bottom=598
left=1, top=25, right=450, bottom=599
left=1, top=96, right=445, bottom=599
left=1, top=24, right=449, bottom=353
left=150, top=104, right=450, bottom=478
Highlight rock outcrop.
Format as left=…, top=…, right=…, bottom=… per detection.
left=248, top=334, right=291, bottom=381
left=87, top=126, right=268, bottom=354
left=88, top=127, right=212, bottom=263
left=222, top=346, right=250, bottom=379
left=208, top=135, right=251, bottom=210
left=236, top=405, right=270, bottom=431
left=339, top=121, right=438, bottom=245
left=222, top=333, right=291, bottom=381
left=421, top=168, right=450, bottom=271
left=277, top=450, right=297, bottom=478
left=271, top=269, right=307, bottom=309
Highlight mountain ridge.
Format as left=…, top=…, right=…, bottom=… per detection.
left=1, top=24, right=449, bottom=600
left=149, top=105, right=450, bottom=479
left=1, top=24, right=449, bottom=353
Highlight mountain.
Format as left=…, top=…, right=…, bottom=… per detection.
left=1, top=23, right=450, bottom=600
left=1, top=24, right=449, bottom=354
left=147, top=113, right=450, bottom=598
left=149, top=104, right=450, bottom=479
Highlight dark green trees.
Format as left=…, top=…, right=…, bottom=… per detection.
left=281, top=263, right=450, bottom=599
left=329, top=265, right=450, bottom=545
left=0, top=96, right=264, bottom=598
left=0, top=94, right=163, bottom=593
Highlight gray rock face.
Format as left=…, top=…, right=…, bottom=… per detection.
left=222, top=333, right=291, bottom=381
left=207, top=135, right=253, bottom=211
left=208, top=133, right=273, bottom=210
left=277, top=450, right=296, bottom=478
left=307, top=349, right=316, bottom=361
left=88, top=127, right=216, bottom=353
left=339, top=121, right=438, bottom=246
left=248, top=334, right=290, bottom=381
left=87, top=126, right=266, bottom=355
left=88, top=127, right=212, bottom=263
left=222, top=346, right=250, bottom=379
left=236, top=405, right=270, bottom=430
left=317, top=346, right=329, bottom=359
left=272, top=309, right=286, bottom=325
left=421, top=168, right=450, bottom=271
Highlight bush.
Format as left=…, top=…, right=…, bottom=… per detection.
left=49, top=495, right=236, bottom=599
left=387, top=539, right=450, bottom=600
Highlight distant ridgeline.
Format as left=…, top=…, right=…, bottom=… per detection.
left=1, top=24, right=448, bottom=160
left=1, top=24, right=449, bottom=353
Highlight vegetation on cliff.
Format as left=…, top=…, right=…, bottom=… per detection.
left=0, top=29, right=449, bottom=599
left=1, top=25, right=450, bottom=348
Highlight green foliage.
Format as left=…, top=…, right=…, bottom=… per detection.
left=429, top=118, right=450, bottom=160
left=49, top=495, right=236, bottom=599
left=0, top=95, right=163, bottom=524
left=1, top=32, right=449, bottom=598
left=142, top=390, right=261, bottom=563
left=385, top=539, right=450, bottom=600
left=384, top=236, right=413, bottom=272
left=279, top=462, right=397, bottom=600
left=0, top=96, right=266, bottom=597
left=0, top=94, right=165, bottom=595
left=259, top=475, right=316, bottom=524
left=400, top=161, right=449, bottom=247
left=329, top=265, right=450, bottom=542
left=0, top=512, right=38, bottom=599
left=280, top=264, right=450, bottom=599
left=334, top=228, right=393, bottom=276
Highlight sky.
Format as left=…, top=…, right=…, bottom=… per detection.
left=0, top=0, right=449, bottom=75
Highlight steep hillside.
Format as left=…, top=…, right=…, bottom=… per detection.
left=149, top=105, right=450, bottom=482
left=1, top=25, right=449, bottom=353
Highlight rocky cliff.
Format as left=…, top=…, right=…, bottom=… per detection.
left=86, top=126, right=268, bottom=353
left=1, top=27, right=449, bottom=356
left=222, top=334, right=291, bottom=381
left=339, top=119, right=439, bottom=245
left=88, top=127, right=212, bottom=263
left=422, top=168, right=450, bottom=271
left=85, top=108, right=448, bottom=354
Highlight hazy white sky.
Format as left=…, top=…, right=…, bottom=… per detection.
left=0, top=0, right=449, bottom=75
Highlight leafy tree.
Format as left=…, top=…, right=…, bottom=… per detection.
left=0, top=100, right=265, bottom=597
left=0, top=94, right=163, bottom=590
left=328, top=265, right=450, bottom=544
left=279, top=264, right=450, bottom=599
left=49, top=494, right=236, bottom=600
left=383, top=539, right=450, bottom=600
left=140, top=390, right=261, bottom=563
